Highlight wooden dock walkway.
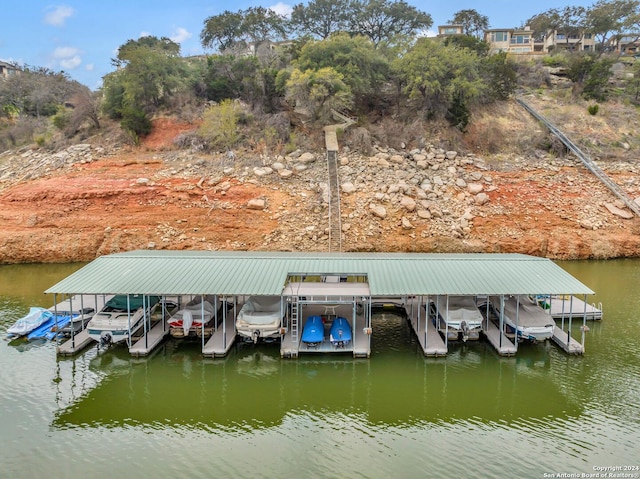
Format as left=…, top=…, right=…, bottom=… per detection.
left=202, top=314, right=236, bottom=357
left=129, top=321, right=169, bottom=357
left=405, top=302, right=447, bottom=357
left=541, top=295, right=603, bottom=320
left=482, top=319, right=517, bottom=356
left=551, top=326, right=584, bottom=354
left=57, top=329, right=95, bottom=356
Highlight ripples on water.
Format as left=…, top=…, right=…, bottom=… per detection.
left=1, top=262, right=640, bottom=478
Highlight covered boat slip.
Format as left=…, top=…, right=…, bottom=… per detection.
left=45, top=251, right=595, bottom=358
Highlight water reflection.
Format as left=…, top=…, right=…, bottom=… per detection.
left=52, top=334, right=583, bottom=432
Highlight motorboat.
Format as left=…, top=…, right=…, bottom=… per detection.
left=430, top=296, right=483, bottom=341
left=87, top=294, right=161, bottom=347
left=329, top=316, right=352, bottom=348
left=489, top=295, right=554, bottom=342
left=6, top=307, right=53, bottom=338
left=168, top=296, right=217, bottom=338
left=301, top=315, right=324, bottom=347
left=236, top=296, right=282, bottom=343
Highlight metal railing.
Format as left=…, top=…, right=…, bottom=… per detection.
left=517, top=98, right=640, bottom=217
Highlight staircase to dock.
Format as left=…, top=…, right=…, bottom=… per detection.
left=517, top=97, right=640, bottom=217
left=323, top=110, right=356, bottom=252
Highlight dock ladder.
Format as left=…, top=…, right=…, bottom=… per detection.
left=517, top=97, right=640, bottom=217
left=289, top=298, right=299, bottom=357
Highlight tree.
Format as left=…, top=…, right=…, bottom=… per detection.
left=293, top=33, right=389, bottom=108
left=200, top=7, right=289, bottom=53
left=397, top=38, right=486, bottom=121
left=290, top=0, right=351, bottom=39
left=285, top=67, right=354, bottom=121
left=585, top=0, right=638, bottom=50
left=102, top=36, right=190, bottom=115
left=526, top=6, right=588, bottom=51
left=348, top=0, right=433, bottom=48
left=451, top=9, right=490, bottom=38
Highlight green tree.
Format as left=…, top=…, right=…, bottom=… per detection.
left=200, top=7, right=288, bottom=53
left=348, top=0, right=432, bottom=48
left=585, top=0, right=638, bottom=50
left=285, top=67, right=354, bottom=121
left=397, top=38, right=486, bottom=120
left=293, top=33, right=389, bottom=109
left=102, top=36, right=190, bottom=115
left=198, top=99, right=240, bottom=150
left=451, top=9, right=490, bottom=38
left=290, top=0, right=351, bottom=39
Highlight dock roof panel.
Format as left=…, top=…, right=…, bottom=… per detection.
left=45, top=251, right=594, bottom=296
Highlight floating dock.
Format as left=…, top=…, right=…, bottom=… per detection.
left=202, top=313, right=236, bottom=358
left=539, top=295, right=603, bottom=321
left=551, top=325, right=584, bottom=354
left=55, top=294, right=109, bottom=356
left=405, top=299, right=447, bottom=357
left=482, top=319, right=517, bottom=356
left=129, top=321, right=169, bottom=357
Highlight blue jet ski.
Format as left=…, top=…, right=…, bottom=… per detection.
left=329, top=316, right=352, bottom=348
left=301, top=315, right=324, bottom=347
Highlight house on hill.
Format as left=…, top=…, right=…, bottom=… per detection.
left=0, top=60, right=19, bottom=79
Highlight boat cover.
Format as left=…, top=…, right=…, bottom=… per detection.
left=104, top=295, right=160, bottom=312
left=237, top=296, right=281, bottom=325
left=302, top=315, right=324, bottom=344
left=7, top=307, right=53, bottom=337
left=329, top=317, right=352, bottom=345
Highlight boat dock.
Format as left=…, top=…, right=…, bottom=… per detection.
left=538, top=295, right=603, bottom=321
left=404, top=298, right=447, bottom=356
left=280, top=302, right=371, bottom=358
left=482, top=318, right=517, bottom=356
left=129, top=321, right=169, bottom=357
left=56, top=294, right=109, bottom=356
left=551, top=326, right=584, bottom=354
left=202, top=313, right=236, bottom=357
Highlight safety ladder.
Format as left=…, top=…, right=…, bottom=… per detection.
left=290, top=298, right=299, bottom=355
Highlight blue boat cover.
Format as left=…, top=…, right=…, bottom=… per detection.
left=329, top=317, right=352, bottom=345
left=301, top=315, right=324, bottom=344
left=27, top=315, right=73, bottom=341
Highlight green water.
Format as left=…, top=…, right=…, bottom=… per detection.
left=0, top=261, right=639, bottom=478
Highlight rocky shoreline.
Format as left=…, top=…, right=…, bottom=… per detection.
left=1, top=134, right=640, bottom=263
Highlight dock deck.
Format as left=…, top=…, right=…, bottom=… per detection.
left=281, top=304, right=370, bottom=358
left=405, top=301, right=447, bottom=357
left=202, top=313, right=236, bottom=357
left=129, top=321, right=169, bottom=357
left=55, top=294, right=109, bottom=356
left=57, top=329, right=95, bottom=356
left=551, top=325, right=584, bottom=354
left=540, top=295, right=602, bottom=320
left=482, top=319, right=517, bottom=356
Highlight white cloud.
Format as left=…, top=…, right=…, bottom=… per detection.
left=44, top=5, right=75, bottom=27
left=53, top=46, right=82, bottom=70
left=85, top=64, right=94, bottom=71
left=170, top=27, right=192, bottom=44
left=269, top=2, right=293, bottom=18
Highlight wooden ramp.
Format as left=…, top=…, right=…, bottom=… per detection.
left=551, top=326, right=584, bottom=354
left=129, top=321, right=168, bottom=357
left=407, top=308, right=447, bottom=357
left=57, top=329, right=95, bottom=356
left=202, top=314, right=236, bottom=357
left=482, top=319, right=517, bottom=356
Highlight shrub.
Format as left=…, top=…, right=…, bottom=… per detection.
left=120, top=107, right=152, bottom=144
left=588, top=104, right=599, bottom=115
left=198, top=99, right=240, bottom=151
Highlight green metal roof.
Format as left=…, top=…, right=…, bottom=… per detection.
left=45, top=250, right=595, bottom=296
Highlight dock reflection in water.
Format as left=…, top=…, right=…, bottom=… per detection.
left=52, top=335, right=581, bottom=432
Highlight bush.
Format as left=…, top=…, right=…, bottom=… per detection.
left=198, top=99, right=240, bottom=151
left=588, top=104, right=599, bottom=115
left=120, top=107, right=152, bottom=143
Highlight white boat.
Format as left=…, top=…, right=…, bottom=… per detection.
left=87, top=294, right=161, bottom=347
left=167, top=297, right=217, bottom=338
left=236, top=296, right=282, bottom=343
left=430, top=296, right=483, bottom=341
left=489, top=295, right=554, bottom=342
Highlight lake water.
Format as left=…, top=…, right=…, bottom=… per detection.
left=0, top=260, right=639, bottom=478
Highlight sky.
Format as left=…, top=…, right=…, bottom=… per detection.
left=1, top=0, right=595, bottom=90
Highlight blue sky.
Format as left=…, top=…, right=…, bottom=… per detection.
left=2, top=1, right=593, bottom=89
